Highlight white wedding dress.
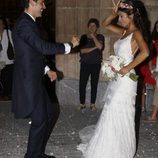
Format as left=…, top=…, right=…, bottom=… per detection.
left=77, top=33, right=137, bottom=158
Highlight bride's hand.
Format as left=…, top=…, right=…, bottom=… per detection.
left=118, top=66, right=130, bottom=76
left=111, top=0, right=121, bottom=16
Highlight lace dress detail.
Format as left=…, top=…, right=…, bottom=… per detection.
left=77, top=33, right=137, bottom=158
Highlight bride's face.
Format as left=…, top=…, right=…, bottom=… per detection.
left=117, top=11, right=131, bottom=29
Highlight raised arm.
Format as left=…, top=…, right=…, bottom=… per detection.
left=102, top=0, right=124, bottom=35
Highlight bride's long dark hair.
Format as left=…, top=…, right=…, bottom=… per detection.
left=118, top=0, right=151, bottom=45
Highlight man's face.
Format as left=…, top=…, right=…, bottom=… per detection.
left=32, top=0, right=46, bottom=18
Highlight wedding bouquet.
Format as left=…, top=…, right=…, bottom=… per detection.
left=101, top=55, right=138, bottom=82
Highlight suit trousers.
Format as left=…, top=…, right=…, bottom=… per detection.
left=25, top=87, right=60, bottom=158
left=79, top=63, right=101, bottom=105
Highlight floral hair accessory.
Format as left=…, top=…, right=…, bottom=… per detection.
left=119, top=2, right=133, bottom=9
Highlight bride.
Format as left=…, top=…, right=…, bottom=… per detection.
left=77, top=0, right=150, bottom=157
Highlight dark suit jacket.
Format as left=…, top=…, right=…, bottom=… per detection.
left=12, top=12, right=65, bottom=118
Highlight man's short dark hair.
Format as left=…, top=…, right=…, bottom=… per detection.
left=21, top=0, right=38, bottom=9
left=87, top=18, right=100, bottom=28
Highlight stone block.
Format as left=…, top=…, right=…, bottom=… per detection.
left=100, top=0, right=113, bottom=7
left=76, top=0, right=91, bottom=7
left=64, top=9, right=77, bottom=34
left=56, top=9, right=66, bottom=34
left=56, top=0, right=65, bottom=7
left=143, top=0, right=158, bottom=6
left=56, top=53, right=80, bottom=79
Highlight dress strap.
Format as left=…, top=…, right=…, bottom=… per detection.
left=121, top=30, right=126, bottom=37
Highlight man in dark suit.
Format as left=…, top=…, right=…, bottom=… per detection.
left=11, top=0, right=78, bottom=158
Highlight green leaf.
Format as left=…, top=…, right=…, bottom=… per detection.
left=129, top=73, right=139, bottom=81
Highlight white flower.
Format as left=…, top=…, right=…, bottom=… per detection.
left=101, top=55, right=138, bottom=82
left=101, top=62, right=108, bottom=74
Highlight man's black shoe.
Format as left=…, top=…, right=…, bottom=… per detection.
left=42, top=153, right=55, bottom=158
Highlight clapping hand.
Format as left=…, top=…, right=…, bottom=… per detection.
left=71, top=35, right=80, bottom=48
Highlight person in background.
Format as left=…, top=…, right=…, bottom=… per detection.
left=5, top=17, right=14, bottom=30
left=0, top=17, right=14, bottom=100
left=137, top=60, right=156, bottom=113
left=144, top=20, right=158, bottom=114
left=151, top=20, right=158, bottom=66
left=144, top=20, right=158, bottom=122
left=11, top=0, right=79, bottom=158
left=144, top=70, right=158, bottom=123
left=78, top=18, right=104, bottom=111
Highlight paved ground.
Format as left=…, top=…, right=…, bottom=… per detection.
left=0, top=101, right=158, bottom=158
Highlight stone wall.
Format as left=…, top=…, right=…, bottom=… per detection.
left=55, top=0, right=158, bottom=107
left=55, top=0, right=114, bottom=80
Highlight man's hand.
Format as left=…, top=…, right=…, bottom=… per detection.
left=71, top=35, right=80, bottom=48
left=47, top=70, right=57, bottom=82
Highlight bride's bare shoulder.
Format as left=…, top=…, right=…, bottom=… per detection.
left=132, top=30, right=143, bottom=40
